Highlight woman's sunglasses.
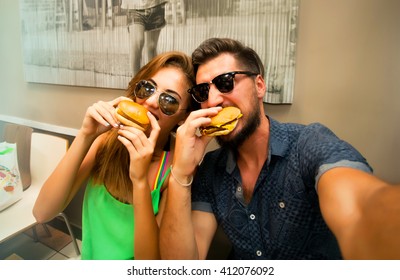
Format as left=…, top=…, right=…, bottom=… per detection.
left=134, top=80, right=183, bottom=116
left=188, top=71, right=258, bottom=103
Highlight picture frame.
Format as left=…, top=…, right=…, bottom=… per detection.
left=19, top=0, right=299, bottom=104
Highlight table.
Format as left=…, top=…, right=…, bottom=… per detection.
left=0, top=132, right=68, bottom=243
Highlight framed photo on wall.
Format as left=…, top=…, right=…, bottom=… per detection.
left=19, top=0, right=299, bottom=104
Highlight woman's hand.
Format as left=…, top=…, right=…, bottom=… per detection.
left=117, top=111, right=161, bottom=185
left=80, top=96, right=131, bottom=138
left=172, top=107, right=222, bottom=177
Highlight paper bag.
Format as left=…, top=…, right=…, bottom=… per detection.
left=0, top=142, right=23, bottom=211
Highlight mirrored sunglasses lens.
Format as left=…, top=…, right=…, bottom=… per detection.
left=214, top=73, right=234, bottom=93
left=136, top=81, right=155, bottom=98
left=159, top=93, right=179, bottom=115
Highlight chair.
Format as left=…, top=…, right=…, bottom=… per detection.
left=30, top=132, right=80, bottom=256
left=1, top=123, right=33, bottom=190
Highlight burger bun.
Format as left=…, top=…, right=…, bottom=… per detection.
left=200, top=107, right=242, bottom=136
left=115, top=100, right=150, bottom=131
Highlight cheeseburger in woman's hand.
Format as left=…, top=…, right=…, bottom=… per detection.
left=115, top=100, right=150, bottom=131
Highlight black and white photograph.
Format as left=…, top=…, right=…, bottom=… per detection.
left=19, top=0, right=299, bottom=103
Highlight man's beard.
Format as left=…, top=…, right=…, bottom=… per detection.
left=216, top=103, right=261, bottom=151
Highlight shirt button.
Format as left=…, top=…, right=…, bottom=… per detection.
left=250, top=214, right=256, bottom=220
left=237, top=186, right=242, bottom=192
left=256, top=250, right=262, bottom=257
left=279, top=201, right=285, bottom=208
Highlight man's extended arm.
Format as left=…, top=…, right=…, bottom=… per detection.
left=318, top=167, right=400, bottom=259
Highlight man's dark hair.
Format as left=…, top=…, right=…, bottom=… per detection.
left=191, top=38, right=265, bottom=77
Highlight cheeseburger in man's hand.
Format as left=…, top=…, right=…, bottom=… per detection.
left=200, top=106, right=242, bottom=136
left=115, top=100, right=150, bottom=131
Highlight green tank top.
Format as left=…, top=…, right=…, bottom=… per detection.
left=81, top=151, right=171, bottom=260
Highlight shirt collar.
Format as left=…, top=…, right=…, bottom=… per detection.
left=225, top=116, right=289, bottom=174
left=268, top=117, right=289, bottom=158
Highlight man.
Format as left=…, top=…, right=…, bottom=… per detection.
left=160, top=38, right=400, bottom=259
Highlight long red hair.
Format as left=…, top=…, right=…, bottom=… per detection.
left=91, top=51, right=197, bottom=203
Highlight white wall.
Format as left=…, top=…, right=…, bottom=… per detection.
left=1, top=0, right=399, bottom=183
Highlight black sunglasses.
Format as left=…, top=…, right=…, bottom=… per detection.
left=188, top=71, right=258, bottom=103
left=134, top=80, right=183, bottom=116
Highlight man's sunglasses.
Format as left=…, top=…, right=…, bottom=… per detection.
left=188, top=71, right=258, bottom=103
left=134, top=80, right=182, bottom=116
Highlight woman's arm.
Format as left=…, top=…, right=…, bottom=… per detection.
left=33, top=98, right=124, bottom=223
left=132, top=176, right=161, bottom=259
left=118, top=111, right=162, bottom=259
left=33, top=132, right=102, bottom=223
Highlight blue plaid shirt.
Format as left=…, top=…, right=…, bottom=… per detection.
left=192, top=117, right=372, bottom=259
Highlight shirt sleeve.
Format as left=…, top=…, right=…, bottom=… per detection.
left=297, top=123, right=373, bottom=192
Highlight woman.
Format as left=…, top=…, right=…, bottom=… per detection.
left=121, top=0, right=169, bottom=75
left=33, top=51, right=198, bottom=259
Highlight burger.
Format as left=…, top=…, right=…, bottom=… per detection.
left=115, top=100, right=150, bottom=131
left=200, top=107, right=242, bottom=136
